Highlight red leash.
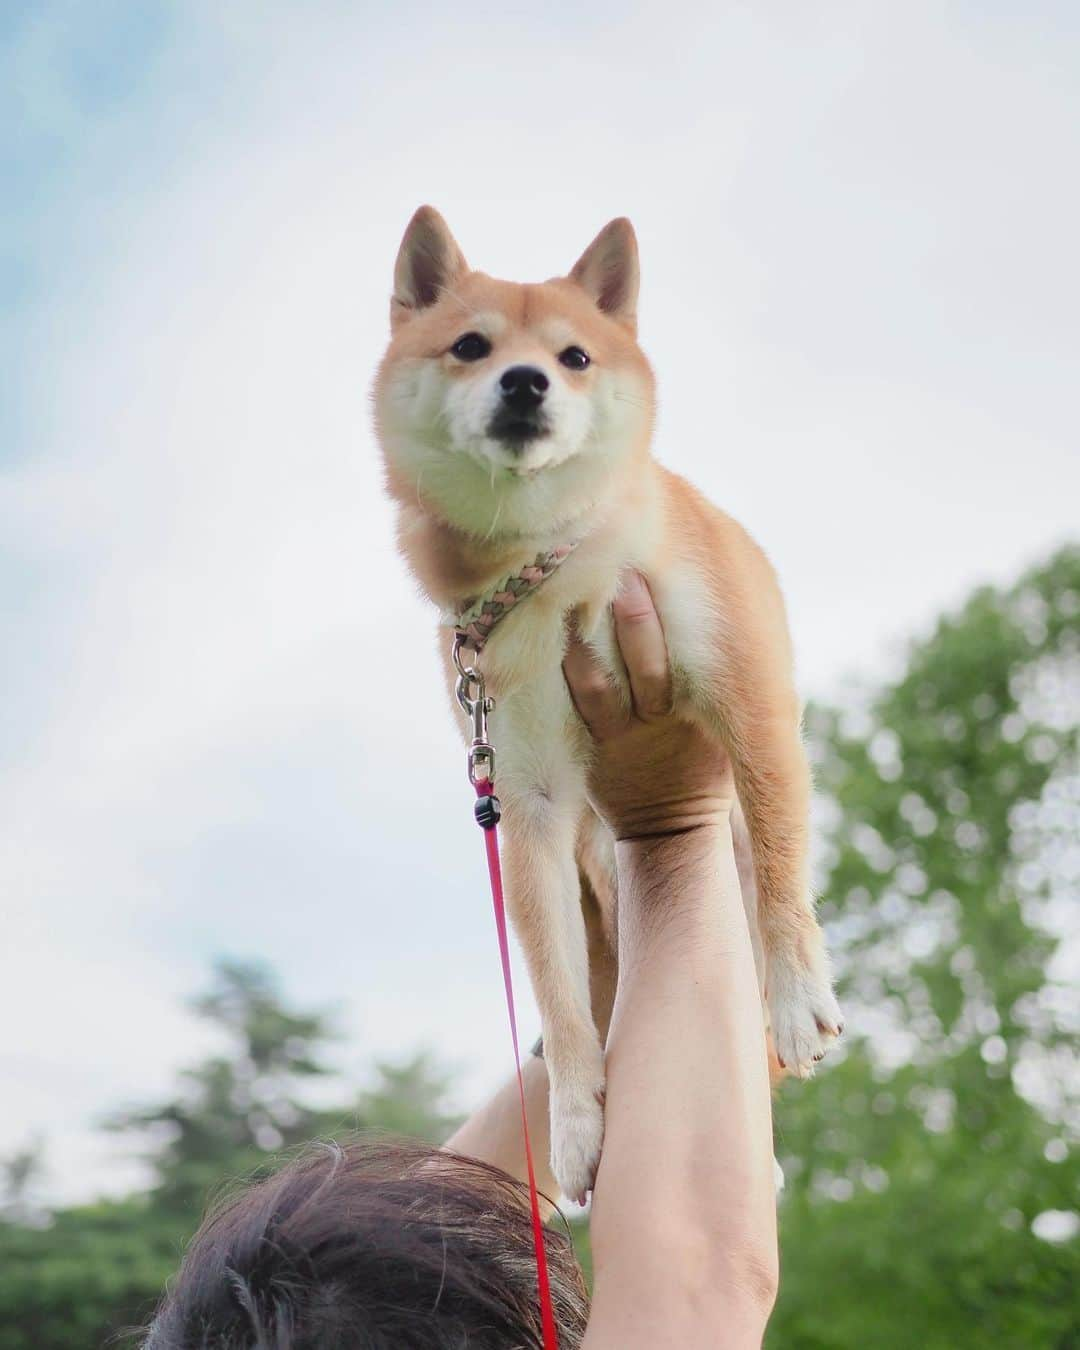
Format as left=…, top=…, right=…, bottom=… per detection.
left=474, top=781, right=560, bottom=1350
left=454, top=636, right=559, bottom=1350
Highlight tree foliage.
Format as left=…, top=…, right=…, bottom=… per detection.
left=0, top=963, right=460, bottom=1350
left=768, top=545, right=1080, bottom=1349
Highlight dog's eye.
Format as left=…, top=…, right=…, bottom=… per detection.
left=450, top=332, right=492, bottom=362
left=558, top=346, right=591, bottom=371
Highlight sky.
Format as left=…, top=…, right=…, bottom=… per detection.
left=2, top=1, right=1078, bottom=1204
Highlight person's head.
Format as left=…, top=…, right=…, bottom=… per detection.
left=143, top=1137, right=589, bottom=1349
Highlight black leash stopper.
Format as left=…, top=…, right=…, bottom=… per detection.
left=474, top=793, right=502, bottom=830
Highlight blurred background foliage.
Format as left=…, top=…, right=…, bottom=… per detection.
left=0, top=963, right=462, bottom=1350
left=1, top=546, right=1077, bottom=1349
left=768, top=543, right=1079, bottom=1349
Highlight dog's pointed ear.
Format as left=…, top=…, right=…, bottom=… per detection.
left=569, top=218, right=639, bottom=331
left=392, top=206, right=468, bottom=326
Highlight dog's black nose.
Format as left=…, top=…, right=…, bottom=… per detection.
left=499, top=365, right=549, bottom=411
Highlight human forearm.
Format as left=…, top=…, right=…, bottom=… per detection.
left=586, top=822, right=778, bottom=1344
left=443, top=1054, right=558, bottom=1216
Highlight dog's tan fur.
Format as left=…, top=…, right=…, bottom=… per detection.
left=374, top=208, right=841, bottom=1200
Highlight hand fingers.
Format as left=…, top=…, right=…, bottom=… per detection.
left=563, top=616, right=631, bottom=741
left=612, top=572, right=673, bottom=720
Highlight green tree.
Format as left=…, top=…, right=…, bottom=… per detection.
left=0, top=961, right=461, bottom=1350
left=0, top=1139, right=47, bottom=1228
left=355, top=1050, right=461, bottom=1143
left=106, top=960, right=341, bottom=1214
left=768, top=545, right=1080, bottom=1349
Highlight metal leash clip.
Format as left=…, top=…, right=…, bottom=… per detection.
left=453, top=633, right=496, bottom=788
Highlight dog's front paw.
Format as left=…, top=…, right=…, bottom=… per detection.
left=550, top=1075, right=606, bottom=1206
left=768, top=944, right=844, bottom=1078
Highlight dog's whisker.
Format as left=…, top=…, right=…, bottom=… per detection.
left=483, top=493, right=504, bottom=540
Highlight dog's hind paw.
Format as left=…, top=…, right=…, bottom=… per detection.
left=550, top=1078, right=605, bottom=1206
left=768, top=948, right=844, bottom=1078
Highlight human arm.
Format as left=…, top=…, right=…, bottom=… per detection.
left=443, top=1053, right=557, bottom=1210
left=569, top=574, right=779, bottom=1348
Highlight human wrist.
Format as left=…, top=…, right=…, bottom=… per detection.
left=616, top=819, right=727, bottom=875
left=592, top=762, right=734, bottom=842
left=614, top=820, right=744, bottom=943
left=608, top=801, right=732, bottom=842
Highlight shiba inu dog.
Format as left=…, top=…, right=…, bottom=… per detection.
left=373, top=207, right=842, bottom=1202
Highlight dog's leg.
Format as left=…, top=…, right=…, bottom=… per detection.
left=730, top=795, right=767, bottom=998
left=720, top=700, right=843, bottom=1075
left=499, top=783, right=603, bottom=1203
left=576, top=809, right=619, bottom=1045
left=488, top=668, right=604, bottom=1204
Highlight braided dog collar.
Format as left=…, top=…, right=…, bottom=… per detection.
left=449, top=540, right=580, bottom=653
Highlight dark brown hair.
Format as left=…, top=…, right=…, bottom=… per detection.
left=142, top=1137, right=589, bottom=1349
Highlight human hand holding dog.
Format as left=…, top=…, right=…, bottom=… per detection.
left=563, top=571, right=736, bottom=840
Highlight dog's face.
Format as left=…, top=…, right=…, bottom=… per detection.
left=374, top=207, right=655, bottom=538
